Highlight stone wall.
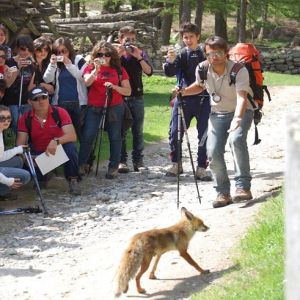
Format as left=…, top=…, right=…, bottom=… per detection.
left=259, top=48, right=300, bottom=74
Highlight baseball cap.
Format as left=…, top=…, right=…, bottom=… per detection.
left=28, top=86, right=48, bottom=100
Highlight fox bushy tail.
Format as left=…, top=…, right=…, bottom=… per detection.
left=115, top=239, right=144, bottom=297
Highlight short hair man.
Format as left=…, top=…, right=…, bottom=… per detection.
left=181, top=36, right=254, bottom=208
left=17, top=86, right=81, bottom=195
left=163, top=23, right=212, bottom=181
left=116, top=26, right=153, bottom=172
left=0, top=105, right=31, bottom=200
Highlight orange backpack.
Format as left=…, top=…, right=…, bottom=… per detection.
left=228, top=43, right=271, bottom=109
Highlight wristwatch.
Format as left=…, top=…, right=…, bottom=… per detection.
left=53, top=138, right=60, bottom=145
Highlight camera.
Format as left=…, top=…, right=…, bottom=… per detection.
left=124, top=39, right=134, bottom=53
left=94, top=58, right=105, bottom=65
left=56, top=55, right=64, bottom=62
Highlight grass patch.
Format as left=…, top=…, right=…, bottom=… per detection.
left=264, top=72, right=300, bottom=86
left=192, top=190, right=284, bottom=300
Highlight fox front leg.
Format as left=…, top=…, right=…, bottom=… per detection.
left=179, top=250, right=210, bottom=274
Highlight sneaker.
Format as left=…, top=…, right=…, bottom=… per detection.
left=118, top=162, right=130, bottom=173
left=68, top=179, right=82, bottom=196
left=196, top=167, right=212, bottom=181
left=133, top=161, right=148, bottom=172
left=165, top=163, right=183, bottom=177
left=105, top=168, right=118, bottom=179
left=212, top=194, right=233, bottom=208
left=233, top=189, right=253, bottom=202
left=0, top=193, right=18, bottom=201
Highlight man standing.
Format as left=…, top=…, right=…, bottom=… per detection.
left=17, top=86, right=81, bottom=195
left=164, top=23, right=211, bottom=181
left=181, top=36, right=254, bottom=208
left=116, top=26, right=153, bottom=172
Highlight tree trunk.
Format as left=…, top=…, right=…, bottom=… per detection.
left=257, top=3, right=268, bottom=41
left=238, top=0, right=247, bottom=42
left=161, top=13, right=173, bottom=45
left=59, top=0, right=66, bottom=19
left=236, top=6, right=240, bottom=42
left=215, top=11, right=227, bottom=40
left=194, top=0, right=204, bottom=35
left=179, top=0, right=183, bottom=26
left=73, top=1, right=80, bottom=17
left=181, top=0, right=191, bottom=24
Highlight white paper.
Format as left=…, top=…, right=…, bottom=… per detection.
left=35, top=144, right=69, bottom=175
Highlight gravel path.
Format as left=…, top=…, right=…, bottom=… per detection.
left=0, top=86, right=299, bottom=300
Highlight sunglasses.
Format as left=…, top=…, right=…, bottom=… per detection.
left=0, top=55, right=5, bottom=59
left=57, top=49, right=68, bottom=55
left=0, top=115, right=12, bottom=122
left=32, top=95, right=48, bottom=101
left=96, top=52, right=111, bottom=58
left=206, top=50, right=225, bottom=59
left=19, top=46, right=28, bottom=51
left=35, top=47, right=49, bottom=52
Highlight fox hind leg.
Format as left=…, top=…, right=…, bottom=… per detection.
left=149, top=254, right=162, bottom=279
left=135, top=254, right=153, bottom=294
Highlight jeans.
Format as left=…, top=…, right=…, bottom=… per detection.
left=31, top=143, right=79, bottom=182
left=58, top=102, right=81, bottom=141
left=0, top=156, right=31, bottom=196
left=9, top=104, right=31, bottom=133
left=121, top=96, right=144, bottom=163
left=79, top=104, right=124, bottom=169
left=169, top=95, right=211, bottom=168
left=206, top=110, right=253, bottom=195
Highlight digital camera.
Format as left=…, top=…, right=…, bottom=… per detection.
left=124, top=39, right=134, bottom=53
left=56, top=55, right=64, bottom=62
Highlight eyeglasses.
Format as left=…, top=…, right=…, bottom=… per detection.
left=19, top=46, right=28, bottom=51
left=96, top=52, right=111, bottom=58
left=57, top=49, right=68, bottom=55
left=32, top=95, right=48, bottom=101
left=35, top=47, right=49, bottom=52
left=0, top=115, right=12, bottom=122
left=206, top=50, right=225, bottom=59
left=0, top=55, right=6, bottom=59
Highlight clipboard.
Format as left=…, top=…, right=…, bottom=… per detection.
left=34, top=144, right=69, bottom=175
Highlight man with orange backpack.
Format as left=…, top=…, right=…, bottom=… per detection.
left=180, top=36, right=254, bottom=208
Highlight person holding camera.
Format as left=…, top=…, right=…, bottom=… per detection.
left=0, top=105, right=31, bottom=200
left=79, top=41, right=131, bottom=179
left=116, top=26, right=153, bottom=173
left=163, top=23, right=212, bottom=181
left=180, top=36, right=254, bottom=208
left=43, top=37, right=88, bottom=140
left=2, top=35, right=34, bottom=132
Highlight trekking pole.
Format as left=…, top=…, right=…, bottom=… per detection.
left=16, top=69, right=24, bottom=138
left=95, top=86, right=112, bottom=177
left=23, top=147, right=49, bottom=215
left=176, top=92, right=182, bottom=209
left=177, top=90, right=201, bottom=205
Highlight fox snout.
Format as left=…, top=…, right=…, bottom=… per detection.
left=202, top=224, right=209, bottom=232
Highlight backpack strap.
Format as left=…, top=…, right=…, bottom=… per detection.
left=229, top=62, right=244, bottom=86
left=51, top=106, right=62, bottom=128
left=198, top=60, right=209, bottom=83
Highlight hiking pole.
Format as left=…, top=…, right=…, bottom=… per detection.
left=23, top=147, right=49, bottom=215
left=177, top=90, right=201, bottom=205
left=95, top=86, right=112, bottom=177
left=16, top=68, right=24, bottom=139
left=176, top=92, right=182, bottom=209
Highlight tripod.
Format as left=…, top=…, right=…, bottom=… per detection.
left=176, top=91, right=201, bottom=208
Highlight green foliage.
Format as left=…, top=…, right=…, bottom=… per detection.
left=264, top=71, right=300, bottom=86
left=192, top=190, right=284, bottom=300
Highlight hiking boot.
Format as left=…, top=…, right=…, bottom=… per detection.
left=0, top=193, right=18, bottom=201
left=79, top=164, right=90, bottom=177
left=118, top=162, right=130, bottom=173
left=233, top=189, right=253, bottom=202
left=212, top=194, right=233, bottom=208
left=105, top=168, right=118, bottom=179
left=68, top=179, right=82, bottom=196
left=196, top=167, right=212, bottom=181
left=165, top=163, right=183, bottom=177
left=133, top=161, right=148, bottom=172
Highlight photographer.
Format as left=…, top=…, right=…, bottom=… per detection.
left=2, top=35, right=34, bottom=132
left=116, top=26, right=153, bottom=173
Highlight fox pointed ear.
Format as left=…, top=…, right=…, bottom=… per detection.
left=181, top=207, right=193, bottom=221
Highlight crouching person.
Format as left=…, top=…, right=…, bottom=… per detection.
left=17, top=86, right=81, bottom=196
left=0, top=105, right=31, bottom=200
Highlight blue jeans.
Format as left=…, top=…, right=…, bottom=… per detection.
left=10, top=104, right=31, bottom=133
left=207, top=110, right=253, bottom=195
left=121, top=96, right=144, bottom=163
left=79, top=104, right=124, bottom=169
left=169, top=95, right=211, bottom=168
left=0, top=156, right=31, bottom=196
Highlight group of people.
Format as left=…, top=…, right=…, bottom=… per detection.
left=0, top=22, right=254, bottom=208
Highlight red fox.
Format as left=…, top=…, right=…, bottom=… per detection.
left=115, top=207, right=209, bottom=297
